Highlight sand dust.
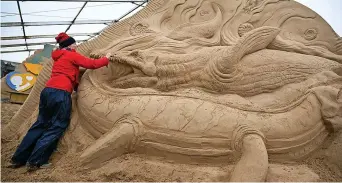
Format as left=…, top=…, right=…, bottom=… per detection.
left=1, top=102, right=341, bottom=182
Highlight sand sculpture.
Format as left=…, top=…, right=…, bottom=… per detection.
left=3, top=0, right=342, bottom=181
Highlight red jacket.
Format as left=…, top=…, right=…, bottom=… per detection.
left=46, top=48, right=109, bottom=93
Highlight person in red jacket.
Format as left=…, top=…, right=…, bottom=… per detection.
left=8, top=32, right=111, bottom=172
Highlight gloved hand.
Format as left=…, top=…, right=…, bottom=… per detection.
left=105, top=52, right=112, bottom=59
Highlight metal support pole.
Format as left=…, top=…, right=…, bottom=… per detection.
left=1, top=33, right=96, bottom=40
left=16, top=1, right=28, bottom=50
left=1, top=20, right=115, bottom=27
left=1, top=49, right=36, bottom=54
left=65, top=2, right=88, bottom=33
left=2, top=40, right=86, bottom=48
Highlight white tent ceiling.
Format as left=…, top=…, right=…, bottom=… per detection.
left=1, top=0, right=147, bottom=62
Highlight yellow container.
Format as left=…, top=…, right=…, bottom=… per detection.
left=9, top=91, right=29, bottom=104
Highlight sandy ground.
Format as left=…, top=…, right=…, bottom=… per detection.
left=1, top=101, right=342, bottom=182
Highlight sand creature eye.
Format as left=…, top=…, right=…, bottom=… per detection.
left=304, top=28, right=318, bottom=40
left=238, top=23, right=254, bottom=37
left=130, top=22, right=154, bottom=36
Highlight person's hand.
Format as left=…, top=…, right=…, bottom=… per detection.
left=105, top=52, right=112, bottom=59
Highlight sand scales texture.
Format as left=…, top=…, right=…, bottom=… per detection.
left=3, top=0, right=342, bottom=181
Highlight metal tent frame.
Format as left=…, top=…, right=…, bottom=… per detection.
left=1, top=0, right=148, bottom=62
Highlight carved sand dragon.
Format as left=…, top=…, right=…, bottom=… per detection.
left=3, top=0, right=342, bottom=181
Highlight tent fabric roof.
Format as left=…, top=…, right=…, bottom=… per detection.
left=1, top=0, right=147, bottom=63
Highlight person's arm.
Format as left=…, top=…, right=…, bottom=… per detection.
left=71, top=52, right=110, bottom=69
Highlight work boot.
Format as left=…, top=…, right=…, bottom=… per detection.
left=40, top=163, right=52, bottom=169
left=6, top=161, right=25, bottom=169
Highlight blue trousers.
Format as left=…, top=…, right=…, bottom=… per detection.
left=11, top=87, right=72, bottom=166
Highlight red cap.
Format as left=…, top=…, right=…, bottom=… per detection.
left=55, top=32, right=70, bottom=43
